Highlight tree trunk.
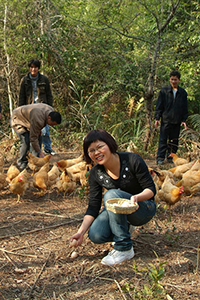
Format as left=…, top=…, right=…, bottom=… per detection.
left=3, top=4, right=14, bottom=135
left=143, top=1, right=180, bottom=151
left=143, top=39, right=160, bottom=151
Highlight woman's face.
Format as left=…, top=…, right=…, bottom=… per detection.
left=88, top=140, right=111, bottom=165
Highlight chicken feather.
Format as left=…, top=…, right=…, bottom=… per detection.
left=169, top=153, right=188, bottom=166
left=157, top=175, right=184, bottom=206
left=9, top=169, right=29, bottom=202
left=168, top=161, right=193, bottom=179
left=6, top=165, right=20, bottom=183
left=56, top=153, right=83, bottom=172
left=28, top=152, right=51, bottom=174
left=48, top=164, right=60, bottom=188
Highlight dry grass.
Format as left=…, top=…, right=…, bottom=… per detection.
left=0, top=149, right=199, bottom=299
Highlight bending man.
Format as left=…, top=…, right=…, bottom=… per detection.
left=11, top=103, right=61, bottom=170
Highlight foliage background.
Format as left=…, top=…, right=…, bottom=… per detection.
left=0, top=0, right=200, bottom=154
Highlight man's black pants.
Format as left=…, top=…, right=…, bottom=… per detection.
left=156, top=122, right=181, bottom=161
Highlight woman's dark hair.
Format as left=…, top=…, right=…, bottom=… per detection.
left=28, top=59, right=41, bottom=69
left=83, top=129, right=118, bottom=164
left=170, top=70, right=181, bottom=79
left=49, top=111, right=62, bottom=124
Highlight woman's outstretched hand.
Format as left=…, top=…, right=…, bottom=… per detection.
left=69, top=233, right=84, bottom=247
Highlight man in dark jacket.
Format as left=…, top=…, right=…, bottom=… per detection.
left=18, top=59, right=56, bottom=155
left=155, top=70, right=188, bottom=165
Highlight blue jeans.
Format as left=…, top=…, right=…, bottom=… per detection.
left=41, top=124, right=52, bottom=151
left=88, top=189, right=156, bottom=251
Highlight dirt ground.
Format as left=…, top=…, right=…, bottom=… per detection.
left=0, top=148, right=199, bottom=300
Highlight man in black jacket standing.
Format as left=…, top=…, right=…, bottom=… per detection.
left=155, top=70, right=188, bottom=165
left=18, top=59, right=56, bottom=155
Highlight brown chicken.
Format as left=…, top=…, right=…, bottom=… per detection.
left=153, top=181, right=161, bottom=204
left=6, top=165, right=20, bottom=183
left=66, top=170, right=81, bottom=183
left=33, top=163, right=49, bottom=193
left=66, top=163, right=92, bottom=186
left=66, top=161, right=87, bottom=173
left=182, top=159, right=200, bottom=179
left=190, top=183, right=200, bottom=195
left=180, top=170, right=200, bottom=195
left=56, top=153, right=84, bottom=172
left=149, top=169, right=175, bottom=188
left=157, top=175, right=184, bottom=206
left=168, top=161, right=193, bottom=179
left=28, top=152, right=51, bottom=174
left=56, top=180, right=76, bottom=194
left=80, top=164, right=92, bottom=187
left=9, top=169, right=29, bottom=202
left=48, top=164, right=60, bottom=188
left=169, top=153, right=189, bottom=166
left=55, top=170, right=76, bottom=194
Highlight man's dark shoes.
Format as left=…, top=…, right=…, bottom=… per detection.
left=44, top=149, right=57, bottom=155
left=18, top=163, right=27, bottom=171
left=157, top=159, right=164, bottom=165
left=167, top=157, right=173, bottom=164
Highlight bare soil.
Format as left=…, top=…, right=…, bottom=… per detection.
left=0, top=150, right=199, bottom=300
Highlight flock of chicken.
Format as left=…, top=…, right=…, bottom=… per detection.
left=0, top=152, right=92, bottom=202
left=0, top=149, right=199, bottom=206
left=150, top=153, right=200, bottom=206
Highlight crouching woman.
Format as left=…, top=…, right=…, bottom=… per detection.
left=70, top=129, right=156, bottom=266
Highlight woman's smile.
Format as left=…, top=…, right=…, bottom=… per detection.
left=88, top=140, right=110, bottom=164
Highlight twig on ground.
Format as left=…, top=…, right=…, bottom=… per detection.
left=0, top=219, right=23, bottom=230
left=114, top=279, right=128, bottom=300
left=2, top=251, right=19, bottom=268
left=134, top=238, right=151, bottom=245
left=11, top=235, right=62, bottom=252
left=32, top=211, right=69, bottom=218
left=91, top=276, right=128, bottom=300
left=180, top=244, right=199, bottom=251
left=196, top=244, right=199, bottom=274
left=0, top=218, right=82, bottom=240
left=28, top=251, right=51, bottom=300
left=0, top=248, right=42, bottom=259
left=162, top=282, right=185, bottom=291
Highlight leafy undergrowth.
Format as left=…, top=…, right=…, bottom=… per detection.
left=0, top=150, right=199, bottom=300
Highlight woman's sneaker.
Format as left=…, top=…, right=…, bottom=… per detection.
left=101, top=247, right=134, bottom=266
